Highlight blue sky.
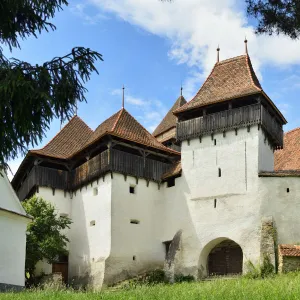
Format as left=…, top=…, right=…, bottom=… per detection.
left=6, top=0, right=300, bottom=177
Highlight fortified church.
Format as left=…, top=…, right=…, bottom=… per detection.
left=12, top=42, right=300, bottom=288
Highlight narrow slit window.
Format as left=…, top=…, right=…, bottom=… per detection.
left=130, top=219, right=140, bottom=224
left=218, top=168, right=221, bottom=177
left=133, top=256, right=136, bottom=261
left=90, top=220, right=96, bottom=226
left=214, top=199, right=217, bottom=208
left=214, top=139, right=217, bottom=146
left=287, top=188, right=290, bottom=193
left=129, top=186, right=135, bottom=194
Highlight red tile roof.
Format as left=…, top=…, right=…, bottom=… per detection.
left=174, top=55, right=286, bottom=123
left=275, top=128, right=300, bottom=171
left=87, top=108, right=180, bottom=155
left=279, top=244, right=300, bottom=257
left=30, top=116, right=93, bottom=159
left=162, top=161, right=182, bottom=180
left=153, top=96, right=186, bottom=137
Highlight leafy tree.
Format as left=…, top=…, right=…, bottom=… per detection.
left=22, top=196, right=72, bottom=280
left=246, top=0, right=300, bottom=39
left=0, top=0, right=103, bottom=167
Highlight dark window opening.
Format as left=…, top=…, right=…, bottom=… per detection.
left=163, top=241, right=172, bottom=258
left=287, top=188, right=290, bottom=193
left=90, top=220, right=96, bottom=226
left=214, top=139, right=217, bottom=146
left=218, top=168, right=221, bottom=177
left=130, top=219, right=140, bottom=224
left=133, top=256, right=136, bottom=261
left=167, top=178, right=175, bottom=188
left=129, top=186, right=135, bottom=194
left=214, top=199, right=217, bottom=208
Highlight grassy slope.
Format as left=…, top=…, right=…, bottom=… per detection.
left=2, top=273, right=300, bottom=300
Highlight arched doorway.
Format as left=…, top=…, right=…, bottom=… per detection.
left=208, top=240, right=243, bottom=276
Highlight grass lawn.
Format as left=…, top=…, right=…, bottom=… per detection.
left=2, top=273, right=300, bottom=300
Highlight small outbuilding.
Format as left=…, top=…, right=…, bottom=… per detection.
left=278, top=244, right=300, bottom=273
left=0, top=170, right=31, bottom=291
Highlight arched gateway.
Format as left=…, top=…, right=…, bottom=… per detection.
left=208, top=240, right=243, bottom=276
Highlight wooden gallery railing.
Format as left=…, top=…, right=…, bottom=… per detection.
left=176, top=104, right=283, bottom=148
left=18, top=149, right=171, bottom=200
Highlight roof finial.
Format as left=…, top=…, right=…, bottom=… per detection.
left=180, top=83, right=183, bottom=96
left=122, top=85, right=125, bottom=108
left=244, top=37, right=248, bottom=55
left=217, top=45, right=220, bottom=63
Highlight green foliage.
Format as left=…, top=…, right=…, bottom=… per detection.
left=0, top=0, right=102, bottom=166
left=174, top=274, right=195, bottom=283
left=22, top=196, right=72, bottom=280
left=5, top=273, right=300, bottom=299
left=246, top=0, right=300, bottom=39
left=245, top=255, right=275, bottom=279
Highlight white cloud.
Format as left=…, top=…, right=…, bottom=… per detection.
left=70, top=3, right=108, bottom=25
left=88, top=0, right=300, bottom=97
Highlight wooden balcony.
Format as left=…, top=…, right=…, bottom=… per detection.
left=176, top=104, right=283, bottom=148
left=17, top=149, right=171, bottom=201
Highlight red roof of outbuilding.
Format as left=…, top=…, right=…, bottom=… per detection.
left=279, top=244, right=300, bottom=257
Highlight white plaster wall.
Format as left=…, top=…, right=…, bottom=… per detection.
left=105, top=173, right=165, bottom=284
left=0, top=172, right=27, bottom=214
left=159, top=126, right=266, bottom=277
left=69, top=174, right=112, bottom=288
left=259, top=177, right=300, bottom=244
left=258, top=130, right=274, bottom=172
left=0, top=211, right=28, bottom=287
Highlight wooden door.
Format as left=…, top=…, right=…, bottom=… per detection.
left=208, top=241, right=243, bottom=276
left=52, top=263, right=68, bottom=284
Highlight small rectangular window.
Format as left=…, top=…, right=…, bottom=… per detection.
left=167, top=178, right=175, bottom=188
left=214, top=199, right=217, bottom=208
left=163, top=241, right=172, bottom=258
left=214, top=139, right=217, bottom=146
left=129, top=186, right=135, bottom=194
left=287, top=188, right=290, bottom=193
left=133, top=255, right=136, bottom=261
left=93, top=187, right=98, bottom=196
left=218, top=168, right=221, bottom=177
left=130, top=219, right=140, bottom=224
left=90, top=220, right=96, bottom=226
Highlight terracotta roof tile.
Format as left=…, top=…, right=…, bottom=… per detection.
left=87, top=108, right=180, bottom=155
left=153, top=96, right=186, bottom=137
left=30, top=116, right=93, bottom=159
left=279, top=244, right=300, bottom=257
left=275, top=128, right=300, bottom=171
left=174, top=55, right=262, bottom=114
left=162, top=161, right=182, bottom=180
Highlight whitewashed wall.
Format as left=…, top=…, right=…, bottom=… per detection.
left=69, top=174, right=112, bottom=288
left=104, top=173, right=165, bottom=285
left=160, top=126, right=270, bottom=278
left=0, top=173, right=29, bottom=289
left=259, top=176, right=300, bottom=244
